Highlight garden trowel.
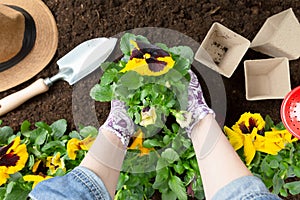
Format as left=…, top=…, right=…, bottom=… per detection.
left=0, top=37, right=117, bottom=116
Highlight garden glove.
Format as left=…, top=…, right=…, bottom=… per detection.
left=186, top=70, right=215, bottom=137
left=186, top=70, right=223, bottom=160
left=99, top=100, right=135, bottom=146
left=87, top=100, right=135, bottom=170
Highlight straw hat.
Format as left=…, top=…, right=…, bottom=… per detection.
left=0, top=0, right=58, bottom=92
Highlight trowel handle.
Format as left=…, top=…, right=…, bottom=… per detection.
left=0, top=79, right=49, bottom=116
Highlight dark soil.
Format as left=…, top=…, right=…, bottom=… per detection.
left=1, top=0, right=300, bottom=199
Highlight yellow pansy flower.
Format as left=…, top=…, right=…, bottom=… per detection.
left=46, top=152, right=66, bottom=175
left=224, top=112, right=265, bottom=165
left=120, top=40, right=175, bottom=76
left=0, top=136, right=28, bottom=186
left=67, top=136, right=95, bottom=160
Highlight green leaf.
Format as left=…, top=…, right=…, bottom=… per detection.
left=162, top=190, right=177, bottom=200
left=5, top=182, right=30, bottom=200
left=171, top=123, right=179, bottom=133
left=173, top=162, right=185, bottom=175
left=50, top=119, right=67, bottom=139
left=153, top=175, right=168, bottom=190
left=41, top=141, right=65, bottom=152
left=168, top=175, right=187, bottom=200
left=90, top=84, right=113, bottom=102
left=169, top=46, right=194, bottom=63
left=79, top=126, right=98, bottom=138
left=100, top=68, right=118, bottom=86
left=20, top=120, right=31, bottom=133
left=0, top=126, right=13, bottom=144
left=172, top=57, right=190, bottom=76
left=0, top=188, right=5, bottom=200
left=156, top=158, right=169, bottom=171
left=264, top=115, right=274, bottom=131
left=161, top=148, right=179, bottom=164
left=35, top=121, right=52, bottom=133
left=115, top=84, right=130, bottom=99
left=280, top=187, right=288, bottom=197
left=101, top=62, right=117, bottom=71
left=9, top=172, right=22, bottom=181
left=293, top=166, right=300, bottom=177
left=156, top=166, right=170, bottom=180
left=143, top=139, right=163, bottom=148
left=35, top=130, right=47, bottom=145
left=284, top=181, right=300, bottom=195
left=69, top=131, right=81, bottom=139
left=119, top=71, right=143, bottom=90
left=30, top=128, right=47, bottom=144
left=28, top=155, right=35, bottom=169
left=120, top=33, right=149, bottom=55
left=163, top=135, right=171, bottom=145
left=116, top=173, right=129, bottom=190
left=6, top=182, right=15, bottom=194
left=269, top=160, right=279, bottom=169
left=275, top=122, right=286, bottom=130
left=155, top=43, right=169, bottom=52
left=272, top=172, right=284, bottom=194
left=164, top=68, right=183, bottom=82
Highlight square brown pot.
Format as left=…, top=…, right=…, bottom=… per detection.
left=195, top=22, right=250, bottom=78
left=244, top=57, right=291, bottom=100
left=250, top=8, right=300, bottom=60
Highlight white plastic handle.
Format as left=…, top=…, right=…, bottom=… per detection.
left=0, top=79, right=49, bottom=116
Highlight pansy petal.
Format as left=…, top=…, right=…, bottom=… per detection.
left=224, top=126, right=243, bottom=150
left=80, top=137, right=96, bottom=150
left=24, top=174, right=53, bottom=189
left=32, top=160, right=42, bottom=173
left=67, top=138, right=81, bottom=160
left=0, top=172, right=9, bottom=186
left=128, top=130, right=154, bottom=156
left=243, top=135, right=256, bottom=165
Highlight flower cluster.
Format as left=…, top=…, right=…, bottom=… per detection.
left=0, top=119, right=97, bottom=198
left=224, top=112, right=298, bottom=165
left=91, top=33, right=193, bottom=135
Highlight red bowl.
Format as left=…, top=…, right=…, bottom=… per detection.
left=281, top=86, right=300, bottom=139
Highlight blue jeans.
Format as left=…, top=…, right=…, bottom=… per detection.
left=29, top=166, right=281, bottom=200
left=212, top=175, right=281, bottom=200
left=29, top=166, right=111, bottom=200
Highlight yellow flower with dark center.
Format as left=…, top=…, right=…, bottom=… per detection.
left=0, top=136, right=28, bottom=186
left=67, top=136, right=95, bottom=160
left=46, top=152, right=66, bottom=175
left=23, top=174, right=52, bottom=189
left=120, top=40, right=175, bottom=76
left=128, top=130, right=154, bottom=156
left=224, top=112, right=265, bottom=165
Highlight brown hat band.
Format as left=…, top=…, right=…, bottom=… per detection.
left=0, top=5, right=36, bottom=72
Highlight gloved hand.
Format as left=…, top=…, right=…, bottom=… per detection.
left=185, top=70, right=215, bottom=137
left=100, top=100, right=135, bottom=146
left=85, top=100, right=134, bottom=171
